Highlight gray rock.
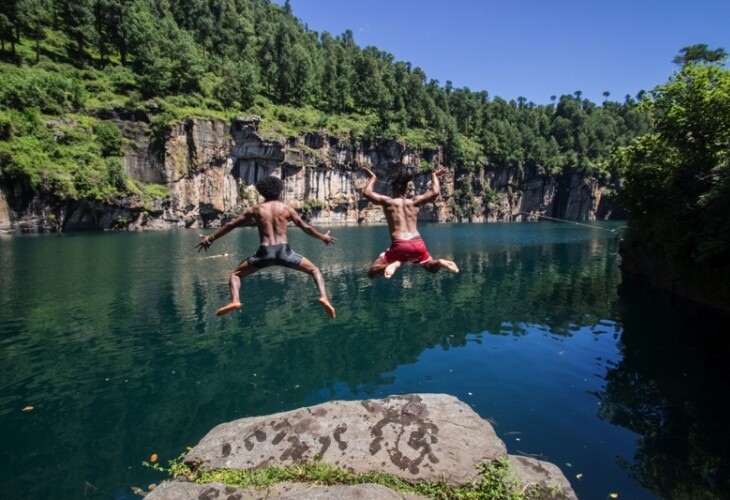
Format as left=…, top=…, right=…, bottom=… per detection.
left=145, top=480, right=428, bottom=499
left=185, top=393, right=505, bottom=486
left=144, top=394, right=577, bottom=499
left=506, top=455, right=578, bottom=499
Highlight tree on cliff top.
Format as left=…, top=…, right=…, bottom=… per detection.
left=672, top=43, right=728, bottom=67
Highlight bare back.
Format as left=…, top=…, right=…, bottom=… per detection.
left=380, top=197, right=422, bottom=241
left=251, top=200, right=294, bottom=245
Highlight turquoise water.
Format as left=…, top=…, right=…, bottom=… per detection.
left=1, top=222, right=728, bottom=499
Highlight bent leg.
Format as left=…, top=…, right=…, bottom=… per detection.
left=438, top=258, right=459, bottom=273
left=294, top=257, right=336, bottom=318
left=368, top=255, right=389, bottom=280
left=216, top=260, right=258, bottom=316
left=384, top=260, right=402, bottom=279
left=422, top=258, right=460, bottom=274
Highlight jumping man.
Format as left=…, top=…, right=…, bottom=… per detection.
left=196, top=176, right=336, bottom=318
left=361, top=165, right=459, bottom=279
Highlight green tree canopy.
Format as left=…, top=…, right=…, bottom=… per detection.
left=672, top=43, right=728, bottom=66
left=616, top=57, right=730, bottom=266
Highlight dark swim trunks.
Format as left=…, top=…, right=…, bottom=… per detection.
left=382, top=237, right=432, bottom=265
left=246, top=244, right=303, bottom=269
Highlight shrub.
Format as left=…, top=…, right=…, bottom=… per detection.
left=0, top=68, right=87, bottom=114
left=94, top=121, right=123, bottom=157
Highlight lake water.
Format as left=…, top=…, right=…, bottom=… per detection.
left=1, top=222, right=728, bottom=499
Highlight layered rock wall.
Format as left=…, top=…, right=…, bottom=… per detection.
left=0, top=114, right=619, bottom=233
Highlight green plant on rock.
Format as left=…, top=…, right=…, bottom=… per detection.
left=112, top=216, right=131, bottom=229
left=144, top=454, right=561, bottom=499
left=94, top=120, right=123, bottom=157
left=143, top=183, right=170, bottom=200
left=420, top=158, right=434, bottom=172
left=149, top=110, right=179, bottom=144
left=240, top=184, right=259, bottom=206
left=482, top=186, right=500, bottom=204
left=302, top=198, right=324, bottom=215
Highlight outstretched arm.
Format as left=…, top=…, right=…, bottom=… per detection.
left=289, top=207, right=336, bottom=245
left=195, top=209, right=254, bottom=252
left=361, top=167, right=389, bottom=205
left=413, top=166, right=448, bottom=205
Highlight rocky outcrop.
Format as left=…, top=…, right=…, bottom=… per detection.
left=145, top=481, right=429, bottom=499
left=0, top=113, right=618, bottom=234
left=145, top=394, right=576, bottom=500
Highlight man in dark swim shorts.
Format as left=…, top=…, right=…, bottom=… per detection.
left=361, top=164, right=459, bottom=279
left=196, top=176, right=336, bottom=318
left=246, top=243, right=304, bottom=269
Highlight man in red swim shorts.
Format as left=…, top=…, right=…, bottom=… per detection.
left=361, top=164, right=459, bottom=279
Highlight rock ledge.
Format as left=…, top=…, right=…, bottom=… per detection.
left=146, top=393, right=577, bottom=499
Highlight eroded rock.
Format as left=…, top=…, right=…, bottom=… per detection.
left=185, top=394, right=505, bottom=486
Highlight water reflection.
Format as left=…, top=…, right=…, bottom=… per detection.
left=597, top=280, right=730, bottom=499
left=0, top=223, right=726, bottom=499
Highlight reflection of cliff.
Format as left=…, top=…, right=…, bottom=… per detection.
left=186, top=228, right=625, bottom=399
left=0, top=116, right=620, bottom=233
left=594, top=282, right=730, bottom=499
left=0, top=227, right=623, bottom=498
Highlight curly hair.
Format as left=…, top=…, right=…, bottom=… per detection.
left=255, top=176, right=284, bottom=201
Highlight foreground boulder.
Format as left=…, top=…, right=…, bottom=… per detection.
left=146, top=394, right=576, bottom=499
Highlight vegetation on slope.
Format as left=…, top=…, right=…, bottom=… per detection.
left=612, top=48, right=730, bottom=269
left=1, top=0, right=726, bottom=275
left=1, top=0, right=649, bottom=207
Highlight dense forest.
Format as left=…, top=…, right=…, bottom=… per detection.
left=0, top=0, right=650, bottom=202
left=1, top=0, right=728, bottom=295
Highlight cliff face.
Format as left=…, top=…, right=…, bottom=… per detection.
left=0, top=115, right=619, bottom=233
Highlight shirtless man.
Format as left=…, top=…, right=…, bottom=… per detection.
left=196, top=176, right=336, bottom=318
left=361, top=165, right=459, bottom=279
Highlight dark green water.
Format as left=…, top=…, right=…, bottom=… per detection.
left=1, top=223, right=728, bottom=499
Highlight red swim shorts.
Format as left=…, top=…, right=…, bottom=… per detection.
left=382, top=237, right=432, bottom=265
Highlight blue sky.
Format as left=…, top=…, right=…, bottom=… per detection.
left=273, top=0, right=730, bottom=105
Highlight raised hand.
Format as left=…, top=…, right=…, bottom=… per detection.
left=361, top=166, right=376, bottom=178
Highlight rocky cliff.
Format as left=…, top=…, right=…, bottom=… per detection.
left=0, top=114, right=620, bottom=234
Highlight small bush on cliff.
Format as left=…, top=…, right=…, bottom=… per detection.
left=143, top=184, right=170, bottom=200
left=94, top=121, right=123, bottom=157
left=483, top=186, right=500, bottom=204
left=302, top=199, right=324, bottom=216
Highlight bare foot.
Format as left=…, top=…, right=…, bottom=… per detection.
left=216, top=302, right=241, bottom=316
left=319, top=298, right=336, bottom=318
left=440, top=260, right=460, bottom=273
left=384, top=261, right=402, bottom=279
